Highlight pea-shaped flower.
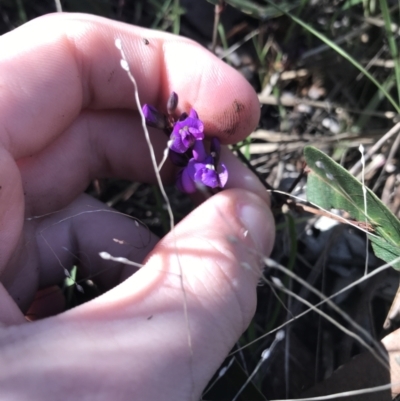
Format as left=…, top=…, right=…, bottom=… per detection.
left=176, top=139, right=228, bottom=193
left=142, top=96, right=229, bottom=194
left=169, top=109, right=204, bottom=153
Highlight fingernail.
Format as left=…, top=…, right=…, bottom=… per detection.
left=238, top=199, right=274, bottom=255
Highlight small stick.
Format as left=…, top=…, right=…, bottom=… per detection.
left=211, top=1, right=225, bottom=53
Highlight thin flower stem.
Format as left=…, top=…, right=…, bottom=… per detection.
left=115, top=38, right=174, bottom=232
left=115, top=38, right=195, bottom=401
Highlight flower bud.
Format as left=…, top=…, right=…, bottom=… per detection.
left=142, top=104, right=166, bottom=129
left=210, top=137, right=221, bottom=164
left=167, top=92, right=178, bottom=114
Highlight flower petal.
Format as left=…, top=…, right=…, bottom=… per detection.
left=217, top=163, right=228, bottom=188
left=176, top=160, right=197, bottom=193
left=196, top=167, right=219, bottom=188
left=170, top=130, right=189, bottom=153
left=192, top=141, right=207, bottom=161
left=189, top=109, right=199, bottom=119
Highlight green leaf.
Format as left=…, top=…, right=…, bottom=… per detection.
left=304, top=146, right=400, bottom=269
left=379, top=0, right=400, bottom=105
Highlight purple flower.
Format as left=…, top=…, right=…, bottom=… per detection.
left=176, top=160, right=197, bottom=193
left=176, top=140, right=228, bottom=193
left=141, top=97, right=229, bottom=194
left=142, top=104, right=166, bottom=129
left=170, top=109, right=204, bottom=153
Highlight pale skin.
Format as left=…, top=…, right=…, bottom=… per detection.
left=0, top=13, right=275, bottom=400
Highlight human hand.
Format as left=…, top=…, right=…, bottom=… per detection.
left=0, top=13, right=275, bottom=400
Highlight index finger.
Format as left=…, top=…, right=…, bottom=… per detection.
left=0, top=13, right=260, bottom=159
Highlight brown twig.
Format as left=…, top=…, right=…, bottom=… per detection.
left=211, top=1, right=225, bottom=54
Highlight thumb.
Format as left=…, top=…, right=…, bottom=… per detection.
left=72, top=188, right=275, bottom=398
